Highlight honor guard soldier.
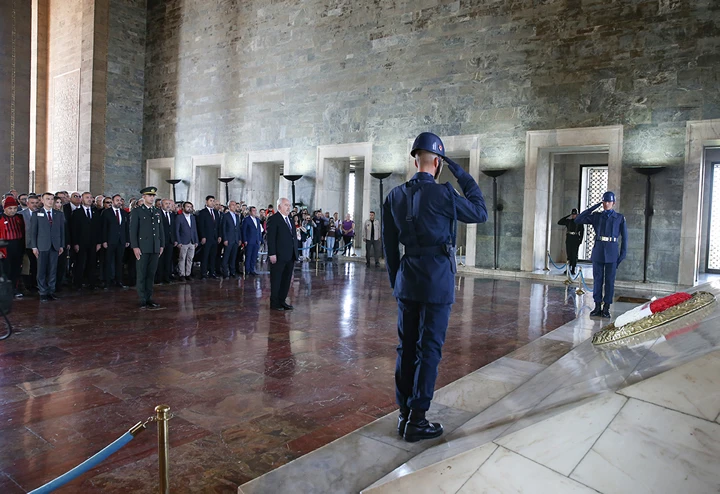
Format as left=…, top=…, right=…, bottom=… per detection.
left=557, top=208, right=584, bottom=275
left=130, top=187, right=165, bottom=309
left=383, top=132, right=488, bottom=442
left=574, top=191, right=628, bottom=318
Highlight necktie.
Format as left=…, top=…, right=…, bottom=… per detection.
left=285, top=216, right=293, bottom=232
left=48, top=210, right=53, bottom=225
left=371, top=220, right=375, bottom=240
left=232, top=213, right=236, bottom=226
left=211, top=209, right=215, bottom=222
left=86, top=208, right=91, bottom=219
left=115, top=209, right=120, bottom=224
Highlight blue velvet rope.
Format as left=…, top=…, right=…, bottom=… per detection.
left=578, top=268, right=594, bottom=292
left=29, top=432, right=135, bottom=493
left=546, top=252, right=567, bottom=271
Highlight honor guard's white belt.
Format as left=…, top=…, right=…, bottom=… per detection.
left=567, top=232, right=579, bottom=236
left=596, top=236, right=617, bottom=242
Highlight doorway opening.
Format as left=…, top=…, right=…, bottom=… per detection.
left=145, top=158, right=175, bottom=200
left=191, top=154, right=225, bottom=206
left=699, top=148, right=720, bottom=278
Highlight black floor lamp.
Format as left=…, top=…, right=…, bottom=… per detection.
left=165, top=179, right=182, bottom=202
left=370, top=172, right=392, bottom=228
left=218, top=177, right=235, bottom=205
left=283, top=175, right=303, bottom=208
left=633, top=166, right=665, bottom=283
left=481, top=169, right=508, bottom=270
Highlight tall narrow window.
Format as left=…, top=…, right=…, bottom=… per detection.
left=347, top=170, right=355, bottom=220
left=706, top=162, right=720, bottom=272
left=579, top=165, right=608, bottom=260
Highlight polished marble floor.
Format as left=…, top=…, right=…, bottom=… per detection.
left=1, top=261, right=588, bottom=493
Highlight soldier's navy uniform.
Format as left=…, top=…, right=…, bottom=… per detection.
left=383, top=132, right=487, bottom=441
left=574, top=192, right=627, bottom=316
left=130, top=187, right=165, bottom=308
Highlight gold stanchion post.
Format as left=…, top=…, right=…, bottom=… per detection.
left=575, top=267, right=586, bottom=295
left=155, top=404, right=171, bottom=494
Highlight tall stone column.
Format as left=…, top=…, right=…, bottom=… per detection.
left=0, top=0, right=32, bottom=192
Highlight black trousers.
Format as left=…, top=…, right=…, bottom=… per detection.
left=222, top=242, right=239, bottom=277
left=73, top=245, right=97, bottom=287
left=566, top=238, right=581, bottom=271
left=200, top=241, right=218, bottom=276
left=2, top=239, right=24, bottom=290
left=156, top=244, right=174, bottom=282
left=136, top=252, right=159, bottom=303
left=24, top=248, right=37, bottom=289
left=56, top=249, right=68, bottom=288
left=105, top=242, right=125, bottom=284
left=270, top=259, right=294, bottom=307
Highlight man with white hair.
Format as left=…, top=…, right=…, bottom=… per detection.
left=266, top=198, right=298, bottom=310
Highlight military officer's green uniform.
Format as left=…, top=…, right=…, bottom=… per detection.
left=130, top=187, right=165, bottom=308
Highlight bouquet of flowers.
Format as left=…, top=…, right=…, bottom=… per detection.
left=613, top=292, right=692, bottom=328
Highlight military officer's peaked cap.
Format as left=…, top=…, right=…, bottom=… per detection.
left=140, top=186, right=158, bottom=195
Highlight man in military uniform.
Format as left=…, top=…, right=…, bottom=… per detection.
left=574, top=191, right=628, bottom=318
left=557, top=208, right=584, bottom=275
left=129, top=187, right=165, bottom=309
left=383, top=132, right=488, bottom=442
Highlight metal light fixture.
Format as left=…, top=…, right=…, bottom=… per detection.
left=370, top=172, right=392, bottom=229
left=282, top=174, right=303, bottom=207
left=633, top=166, right=665, bottom=283
left=165, top=179, right=181, bottom=202
left=482, top=169, right=508, bottom=270
left=218, top=177, right=235, bottom=204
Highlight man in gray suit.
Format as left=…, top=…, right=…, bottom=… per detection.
left=28, top=192, right=66, bottom=301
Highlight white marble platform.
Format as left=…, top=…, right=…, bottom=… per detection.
left=239, top=281, right=720, bottom=494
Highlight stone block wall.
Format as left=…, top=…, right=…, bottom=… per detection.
left=104, top=0, right=147, bottom=197
left=141, top=0, right=720, bottom=282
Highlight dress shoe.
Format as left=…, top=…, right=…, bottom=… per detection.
left=590, top=305, right=602, bottom=317
left=40, top=295, right=50, bottom=302
left=140, top=302, right=147, bottom=309
left=185, top=276, right=192, bottom=281
left=397, top=406, right=410, bottom=437
left=48, top=293, right=59, bottom=301
left=601, top=304, right=611, bottom=318
left=270, top=304, right=286, bottom=311
left=115, top=282, right=128, bottom=288
left=146, top=300, right=160, bottom=309
left=281, top=303, right=294, bottom=310
left=200, top=275, right=207, bottom=280
left=210, top=274, right=218, bottom=279
left=403, top=410, right=443, bottom=443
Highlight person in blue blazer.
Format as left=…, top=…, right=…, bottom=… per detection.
left=221, top=201, right=242, bottom=278
left=242, top=206, right=263, bottom=275
left=175, top=201, right=199, bottom=280
left=574, top=191, right=628, bottom=318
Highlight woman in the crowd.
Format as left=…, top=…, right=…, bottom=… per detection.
left=341, top=214, right=355, bottom=256
left=0, top=196, right=25, bottom=298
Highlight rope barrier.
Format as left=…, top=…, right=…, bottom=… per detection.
left=29, top=421, right=148, bottom=493
left=546, top=251, right=567, bottom=271
left=577, top=268, right=593, bottom=293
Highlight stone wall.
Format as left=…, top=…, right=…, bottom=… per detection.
left=0, top=0, right=32, bottom=192
left=104, top=0, right=147, bottom=197
left=142, top=0, right=720, bottom=281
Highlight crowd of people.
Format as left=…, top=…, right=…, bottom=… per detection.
left=0, top=188, right=384, bottom=304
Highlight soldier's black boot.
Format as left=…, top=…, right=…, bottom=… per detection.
left=403, top=409, right=443, bottom=443
left=397, top=406, right=410, bottom=437
left=590, top=304, right=602, bottom=317
left=602, top=304, right=611, bottom=318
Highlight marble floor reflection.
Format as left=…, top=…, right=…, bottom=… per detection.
left=1, top=261, right=597, bottom=493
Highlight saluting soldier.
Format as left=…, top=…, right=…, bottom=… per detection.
left=557, top=208, right=584, bottom=275
left=383, top=132, right=488, bottom=442
left=574, top=191, right=628, bottom=318
left=129, top=187, right=165, bottom=309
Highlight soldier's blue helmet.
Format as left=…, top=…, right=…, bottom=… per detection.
left=411, top=132, right=446, bottom=158
left=602, top=191, right=616, bottom=202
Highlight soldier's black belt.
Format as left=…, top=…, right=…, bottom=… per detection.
left=596, top=236, right=617, bottom=242
left=404, top=245, right=447, bottom=257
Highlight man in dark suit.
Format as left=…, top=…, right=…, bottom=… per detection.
left=28, top=192, right=66, bottom=301
left=156, top=198, right=177, bottom=284
left=175, top=201, right=199, bottom=280
left=221, top=201, right=242, bottom=278
left=242, top=206, right=262, bottom=275
left=101, top=194, right=129, bottom=287
left=197, top=195, right=221, bottom=279
left=71, top=192, right=102, bottom=289
left=130, top=187, right=165, bottom=309
left=267, top=198, right=298, bottom=310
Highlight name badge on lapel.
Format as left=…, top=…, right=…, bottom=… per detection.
left=37, top=213, right=45, bottom=217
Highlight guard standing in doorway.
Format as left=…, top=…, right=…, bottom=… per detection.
left=574, top=191, right=628, bottom=318
left=383, top=132, right=487, bottom=442
left=557, top=208, right=584, bottom=275
left=129, top=187, right=165, bottom=309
